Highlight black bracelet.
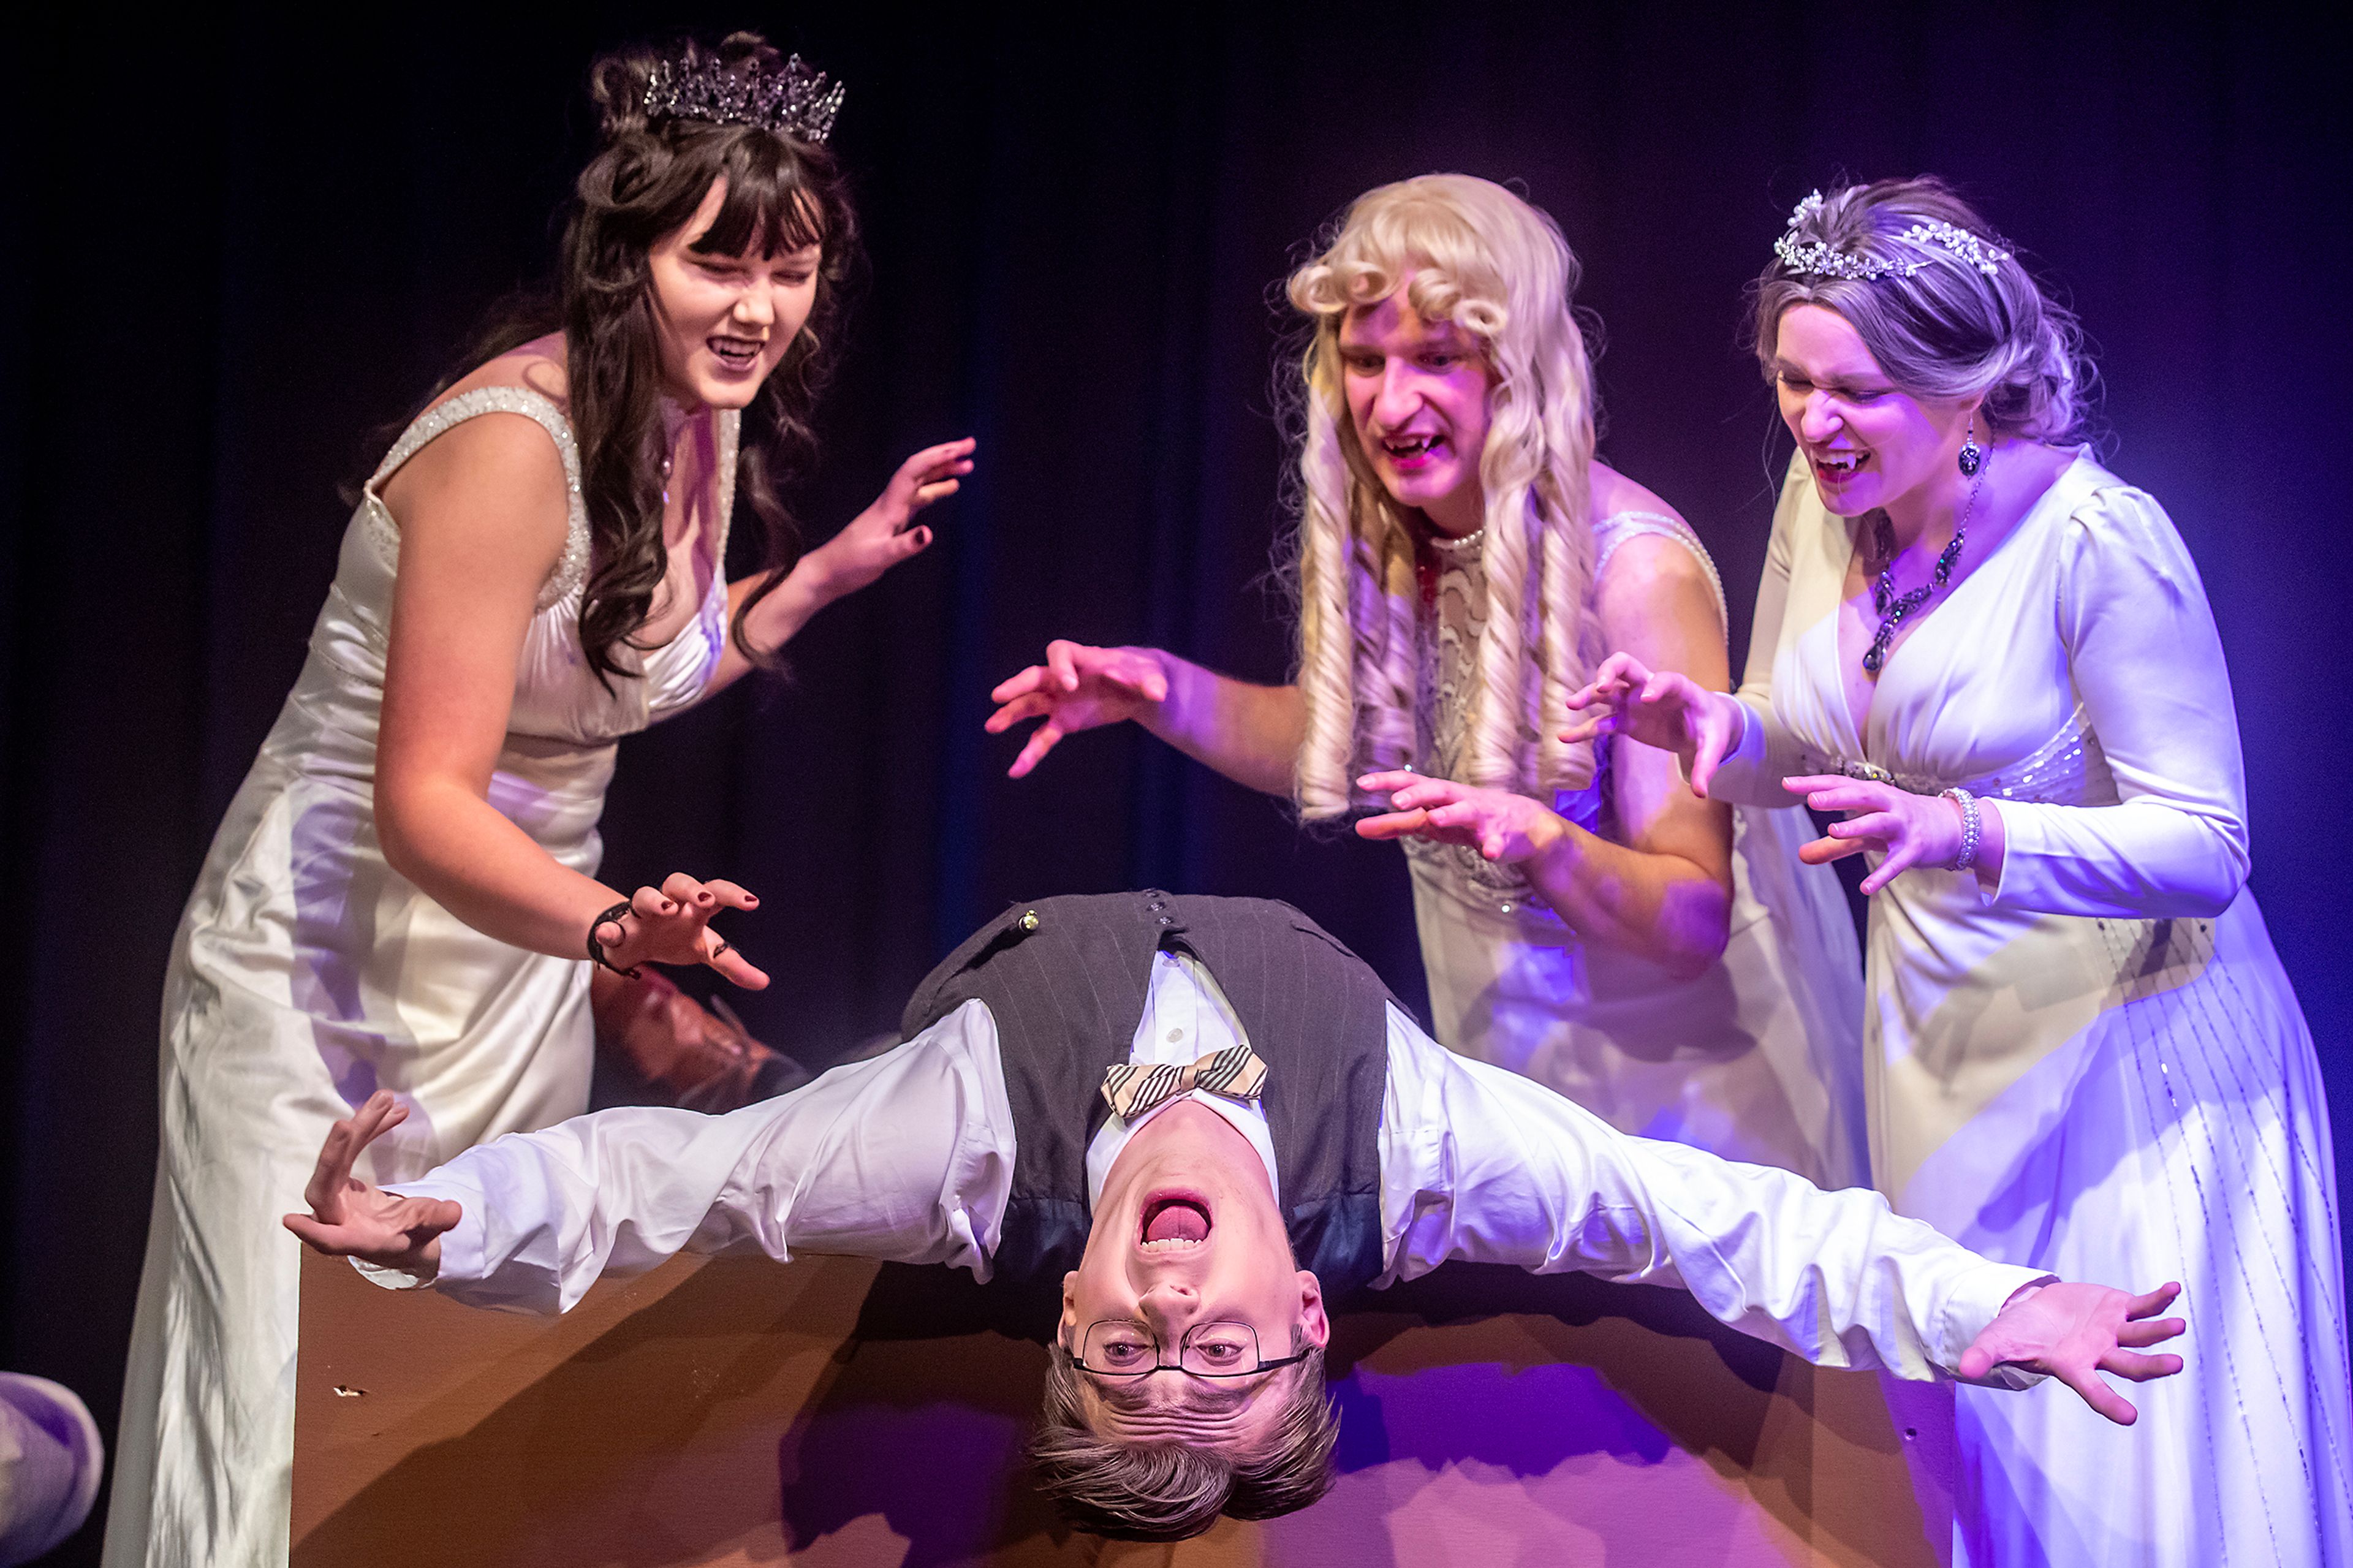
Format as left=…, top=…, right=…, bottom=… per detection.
left=587, top=900, right=641, bottom=978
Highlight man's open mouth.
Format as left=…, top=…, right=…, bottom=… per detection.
left=1140, top=1195, right=1211, bottom=1252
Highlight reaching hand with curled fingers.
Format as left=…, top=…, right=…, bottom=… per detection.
left=591, top=872, right=769, bottom=990
left=1561, top=652, right=1745, bottom=799
left=1783, top=775, right=1996, bottom=896
left=1354, top=770, right=1567, bottom=866
left=281, top=1091, right=464, bottom=1276
left=984, top=641, right=1170, bottom=778
left=1960, top=1280, right=2186, bottom=1426
left=803, top=437, right=976, bottom=600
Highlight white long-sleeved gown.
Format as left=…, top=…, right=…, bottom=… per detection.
left=1710, top=450, right=2352, bottom=1567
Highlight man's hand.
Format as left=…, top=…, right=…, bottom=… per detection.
left=1959, top=1280, right=2185, bottom=1425
left=282, top=1091, right=463, bottom=1278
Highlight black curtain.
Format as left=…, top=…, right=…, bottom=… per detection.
left=6, top=6, right=2347, bottom=1562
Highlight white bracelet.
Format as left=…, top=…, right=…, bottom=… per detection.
left=1941, top=787, right=1981, bottom=873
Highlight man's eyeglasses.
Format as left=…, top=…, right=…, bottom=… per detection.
left=1070, top=1320, right=1308, bottom=1382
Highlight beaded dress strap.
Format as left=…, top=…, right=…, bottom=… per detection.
left=1593, top=510, right=1728, bottom=636
left=363, top=386, right=593, bottom=613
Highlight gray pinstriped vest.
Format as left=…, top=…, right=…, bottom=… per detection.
left=900, top=891, right=1395, bottom=1304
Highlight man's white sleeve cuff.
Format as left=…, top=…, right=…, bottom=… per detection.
left=1939, top=1263, right=2061, bottom=1389
left=346, top=1180, right=482, bottom=1293
left=349, top=1256, right=434, bottom=1291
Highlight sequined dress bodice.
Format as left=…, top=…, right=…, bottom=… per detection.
left=1406, top=510, right=1727, bottom=920
left=325, top=387, right=735, bottom=748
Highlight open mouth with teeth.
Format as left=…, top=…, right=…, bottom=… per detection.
left=1380, top=433, right=1445, bottom=468
left=1813, top=449, right=1871, bottom=478
left=708, top=335, right=765, bottom=373
left=1139, top=1192, right=1213, bottom=1254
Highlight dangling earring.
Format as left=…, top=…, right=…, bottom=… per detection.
left=1957, top=414, right=1984, bottom=478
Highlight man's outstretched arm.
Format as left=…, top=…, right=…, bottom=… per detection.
left=1376, top=1009, right=2183, bottom=1425
left=284, top=999, right=1017, bottom=1315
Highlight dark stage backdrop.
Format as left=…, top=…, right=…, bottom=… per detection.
left=5, top=6, right=2347, bottom=1562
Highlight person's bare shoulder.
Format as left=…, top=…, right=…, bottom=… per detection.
left=1593, top=532, right=1717, bottom=636
left=1587, top=464, right=1719, bottom=654
left=377, top=339, right=574, bottom=569
left=434, top=332, right=572, bottom=413
left=1588, top=461, right=1688, bottom=528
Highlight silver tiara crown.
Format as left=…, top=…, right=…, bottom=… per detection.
left=643, top=53, right=846, bottom=143
left=1773, top=191, right=2012, bottom=279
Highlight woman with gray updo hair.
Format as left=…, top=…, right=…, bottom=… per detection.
left=1754, top=180, right=2094, bottom=447
left=1570, top=175, right=2351, bottom=1566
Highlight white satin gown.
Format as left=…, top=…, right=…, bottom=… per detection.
left=105, top=388, right=738, bottom=1568
left=1404, top=510, right=1870, bottom=1188
left=1708, top=451, right=2352, bottom=1566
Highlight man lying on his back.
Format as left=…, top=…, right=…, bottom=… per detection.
left=289, top=892, right=2184, bottom=1540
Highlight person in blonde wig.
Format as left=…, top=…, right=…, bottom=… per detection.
left=1287, top=174, right=1599, bottom=816
left=989, top=175, right=1867, bottom=1189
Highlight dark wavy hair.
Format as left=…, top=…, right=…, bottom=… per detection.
left=419, top=31, right=858, bottom=686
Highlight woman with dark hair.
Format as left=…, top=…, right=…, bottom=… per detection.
left=1568, top=178, right=2351, bottom=1565
left=106, top=35, right=971, bottom=1567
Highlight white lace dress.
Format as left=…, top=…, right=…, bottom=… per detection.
left=1709, top=452, right=2352, bottom=1566
left=105, top=389, right=737, bottom=1568
left=1404, top=511, right=1869, bottom=1188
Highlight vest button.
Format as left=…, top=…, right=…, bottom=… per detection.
left=1157, top=916, right=1173, bottom=926
left=1018, top=909, right=1040, bottom=931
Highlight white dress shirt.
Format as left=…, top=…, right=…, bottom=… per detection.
left=377, top=952, right=2048, bottom=1383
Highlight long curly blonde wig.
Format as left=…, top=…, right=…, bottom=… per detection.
left=1284, top=174, right=1601, bottom=820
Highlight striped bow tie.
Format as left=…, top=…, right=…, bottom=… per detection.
left=1101, top=1043, right=1270, bottom=1121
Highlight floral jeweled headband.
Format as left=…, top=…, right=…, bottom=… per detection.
left=1771, top=191, right=2012, bottom=280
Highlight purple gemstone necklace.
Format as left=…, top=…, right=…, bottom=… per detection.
left=1862, top=454, right=1989, bottom=676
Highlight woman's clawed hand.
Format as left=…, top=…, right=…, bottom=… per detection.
left=1355, top=771, right=1566, bottom=865
left=594, top=873, right=770, bottom=990
left=281, top=1091, right=463, bottom=1275
left=985, top=642, right=1170, bottom=778
left=804, top=437, right=976, bottom=600
left=1783, top=776, right=1970, bottom=896
left=1562, top=653, right=1744, bottom=798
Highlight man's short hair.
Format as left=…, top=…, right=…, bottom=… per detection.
left=1027, top=1344, right=1340, bottom=1539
